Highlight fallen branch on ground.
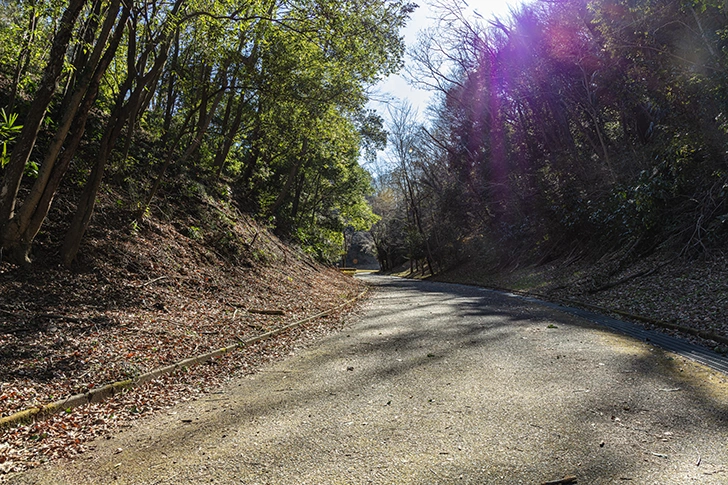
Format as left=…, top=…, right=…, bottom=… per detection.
left=540, top=476, right=577, bottom=485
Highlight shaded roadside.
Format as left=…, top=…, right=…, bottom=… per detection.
left=9, top=275, right=728, bottom=484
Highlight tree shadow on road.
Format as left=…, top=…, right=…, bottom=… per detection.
left=26, top=274, right=726, bottom=484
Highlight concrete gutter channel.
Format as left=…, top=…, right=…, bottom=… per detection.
left=0, top=289, right=368, bottom=430
left=495, top=289, right=728, bottom=375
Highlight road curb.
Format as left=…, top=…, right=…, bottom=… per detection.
left=560, top=298, right=728, bottom=347
left=481, top=284, right=728, bottom=347
left=476, top=285, right=728, bottom=373
left=0, top=289, right=368, bottom=430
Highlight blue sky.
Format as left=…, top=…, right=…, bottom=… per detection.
left=369, top=0, right=523, bottom=117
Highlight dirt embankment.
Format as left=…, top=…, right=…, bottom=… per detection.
left=0, top=187, right=364, bottom=476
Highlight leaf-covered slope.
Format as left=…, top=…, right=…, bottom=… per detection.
left=433, top=248, right=728, bottom=354
left=0, top=182, right=364, bottom=475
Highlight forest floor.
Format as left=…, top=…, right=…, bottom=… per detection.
left=431, top=249, right=728, bottom=355
left=0, top=187, right=365, bottom=478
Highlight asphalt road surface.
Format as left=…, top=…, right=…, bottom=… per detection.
left=11, top=275, right=728, bottom=484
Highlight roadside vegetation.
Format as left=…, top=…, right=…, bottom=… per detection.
left=0, top=0, right=413, bottom=266
left=0, top=176, right=365, bottom=475
left=0, top=0, right=407, bottom=475
left=369, top=0, right=728, bottom=344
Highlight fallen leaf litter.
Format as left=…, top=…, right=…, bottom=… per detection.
left=0, top=211, right=366, bottom=477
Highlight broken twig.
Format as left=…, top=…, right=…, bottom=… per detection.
left=140, top=276, right=168, bottom=287
left=247, top=309, right=285, bottom=315
left=541, top=475, right=577, bottom=485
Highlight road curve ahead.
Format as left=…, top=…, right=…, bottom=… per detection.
left=12, top=275, right=728, bottom=484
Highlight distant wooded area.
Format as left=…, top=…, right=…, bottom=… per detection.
left=370, top=0, right=728, bottom=274
left=0, top=0, right=414, bottom=266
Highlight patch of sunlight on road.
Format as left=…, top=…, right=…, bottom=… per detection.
left=598, top=331, right=654, bottom=357
left=598, top=331, right=728, bottom=402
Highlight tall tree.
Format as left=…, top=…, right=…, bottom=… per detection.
left=1, top=0, right=129, bottom=264
left=0, top=0, right=87, bottom=264
left=0, top=0, right=415, bottom=266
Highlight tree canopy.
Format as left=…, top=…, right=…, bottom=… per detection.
left=0, top=0, right=414, bottom=265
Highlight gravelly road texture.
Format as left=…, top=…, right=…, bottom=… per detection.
left=10, top=275, right=728, bottom=484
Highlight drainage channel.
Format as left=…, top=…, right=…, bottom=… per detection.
left=503, top=292, right=728, bottom=375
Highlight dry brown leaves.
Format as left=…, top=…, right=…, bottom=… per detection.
left=0, top=207, right=366, bottom=478
left=574, top=254, right=728, bottom=349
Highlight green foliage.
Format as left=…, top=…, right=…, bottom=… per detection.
left=0, top=0, right=414, bottom=264
left=187, top=225, right=202, bottom=240
left=0, top=108, right=22, bottom=168
left=23, top=160, right=39, bottom=178
left=0, top=0, right=62, bottom=92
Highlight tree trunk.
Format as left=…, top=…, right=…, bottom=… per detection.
left=8, top=2, right=38, bottom=112
left=11, top=0, right=121, bottom=233
left=290, top=172, right=305, bottom=223
left=269, top=138, right=308, bottom=220
left=60, top=100, right=130, bottom=268
left=61, top=25, right=174, bottom=267
left=140, top=72, right=227, bottom=217
left=402, top=162, right=435, bottom=276
left=1, top=3, right=129, bottom=263
left=214, top=92, right=245, bottom=178
left=0, top=0, right=87, bottom=252
left=240, top=102, right=264, bottom=188
left=161, top=30, right=180, bottom=145
left=63, top=0, right=102, bottom=101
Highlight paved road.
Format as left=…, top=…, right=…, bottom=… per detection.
left=12, top=275, right=728, bottom=484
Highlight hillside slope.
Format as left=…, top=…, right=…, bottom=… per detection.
left=0, top=181, right=364, bottom=476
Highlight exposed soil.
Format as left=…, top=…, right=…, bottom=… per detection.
left=0, top=186, right=364, bottom=477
